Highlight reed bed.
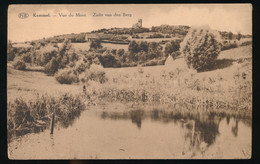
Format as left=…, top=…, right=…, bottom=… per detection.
left=7, top=93, right=86, bottom=143
left=83, top=59, right=252, bottom=116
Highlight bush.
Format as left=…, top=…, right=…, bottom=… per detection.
left=240, top=40, right=252, bottom=47
left=13, top=60, right=26, bottom=70
left=117, top=49, right=125, bottom=57
left=99, top=53, right=121, bottom=68
left=55, top=68, right=78, bottom=84
left=7, top=42, right=16, bottom=61
left=85, top=64, right=108, bottom=84
left=90, top=39, right=103, bottom=49
left=21, top=53, right=32, bottom=63
left=147, top=33, right=164, bottom=38
left=181, top=27, right=221, bottom=72
left=139, top=41, right=149, bottom=53
left=128, top=40, right=139, bottom=54
left=7, top=93, right=86, bottom=141
left=44, top=57, right=58, bottom=76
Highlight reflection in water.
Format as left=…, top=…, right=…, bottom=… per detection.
left=130, top=110, right=144, bottom=129
left=226, top=115, right=230, bottom=125
left=9, top=106, right=252, bottom=159
left=232, top=120, right=239, bottom=137
left=101, top=108, right=250, bottom=157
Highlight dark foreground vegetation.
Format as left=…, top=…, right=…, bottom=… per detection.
left=7, top=94, right=86, bottom=143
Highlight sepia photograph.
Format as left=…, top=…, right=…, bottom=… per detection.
left=7, top=4, right=252, bottom=159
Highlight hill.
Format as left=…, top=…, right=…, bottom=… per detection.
left=15, top=24, right=251, bottom=46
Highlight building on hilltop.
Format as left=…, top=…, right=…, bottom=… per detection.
left=132, top=19, right=142, bottom=28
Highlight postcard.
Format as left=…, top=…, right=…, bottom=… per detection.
left=7, top=4, right=252, bottom=159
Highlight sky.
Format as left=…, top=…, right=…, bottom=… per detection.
left=8, top=4, right=252, bottom=42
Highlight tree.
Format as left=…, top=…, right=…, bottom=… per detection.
left=117, top=49, right=125, bottom=57
left=165, top=40, right=181, bottom=57
left=164, top=43, right=174, bottom=56
left=228, top=31, right=233, bottom=40
left=13, top=60, right=26, bottom=70
left=7, top=41, right=16, bottom=61
left=139, top=41, right=149, bottom=53
left=237, top=32, right=242, bottom=41
left=181, top=27, right=221, bottom=72
left=90, top=39, right=103, bottom=49
left=44, top=57, right=58, bottom=76
left=149, top=42, right=159, bottom=52
left=128, top=40, right=139, bottom=54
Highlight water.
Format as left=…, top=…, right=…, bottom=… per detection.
left=8, top=106, right=251, bottom=159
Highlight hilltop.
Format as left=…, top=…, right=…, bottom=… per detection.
left=14, top=24, right=251, bottom=45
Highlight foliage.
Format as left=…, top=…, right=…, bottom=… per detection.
left=90, top=39, right=103, bottom=49
left=35, top=48, right=58, bottom=66
left=116, top=49, right=125, bottom=57
left=139, top=41, right=149, bottom=53
left=7, top=41, right=16, bottom=61
left=237, top=32, right=242, bottom=41
left=99, top=53, right=121, bottom=68
left=85, top=64, right=108, bottom=84
left=128, top=40, right=139, bottom=54
left=181, top=27, right=221, bottom=72
left=164, top=40, right=181, bottom=56
left=148, top=42, right=160, bottom=51
left=13, top=60, right=26, bottom=70
left=21, top=53, right=32, bottom=63
left=147, top=33, right=164, bottom=38
left=8, top=93, right=86, bottom=142
left=44, top=57, right=59, bottom=76
left=55, top=68, right=78, bottom=84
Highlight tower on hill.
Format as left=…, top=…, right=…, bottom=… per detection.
left=132, top=19, right=142, bottom=28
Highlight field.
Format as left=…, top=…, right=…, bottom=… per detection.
left=8, top=45, right=252, bottom=111
left=7, top=45, right=252, bottom=143
left=7, top=66, right=82, bottom=102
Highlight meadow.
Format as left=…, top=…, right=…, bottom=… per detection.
left=7, top=35, right=252, bottom=144
left=86, top=45, right=252, bottom=116
left=8, top=44, right=252, bottom=112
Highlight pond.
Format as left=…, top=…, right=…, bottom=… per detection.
left=8, top=105, right=251, bottom=159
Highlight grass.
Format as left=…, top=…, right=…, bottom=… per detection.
left=7, top=66, right=82, bottom=102
left=7, top=45, right=252, bottom=142
left=7, top=93, right=86, bottom=143
left=83, top=45, right=252, bottom=116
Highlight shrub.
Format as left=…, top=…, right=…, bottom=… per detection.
left=128, top=40, right=139, bottom=54
left=7, top=93, right=86, bottom=142
left=149, top=42, right=159, bottom=51
left=13, top=60, right=26, bottom=70
left=55, top=68, right=77, bottom=84
left=90, top=39, right=103, bottom=49
left=21, top=53, right=32, bottom=63
left=240, top=40, right=252, bottom=47
left=139, top=41, right=149, bottom=53
left=7, top=42, right=16, bottom=61
left=44, top=57, right=58, bottom=76
left=147, top=33, right=164, bottom=38
left=85, top=64, right=108, bottom=84
left=117, top=49, right=125, bottom=57
left=36, top=48, right=58, bottom=66
left=99, top=53, right=121, bottom=68
left=181, top=27, right=221, bottom=72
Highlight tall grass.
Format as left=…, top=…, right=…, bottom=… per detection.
left=7, top=93, right=86, bottom=143
left=83, top=60, right=251, bottom=115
